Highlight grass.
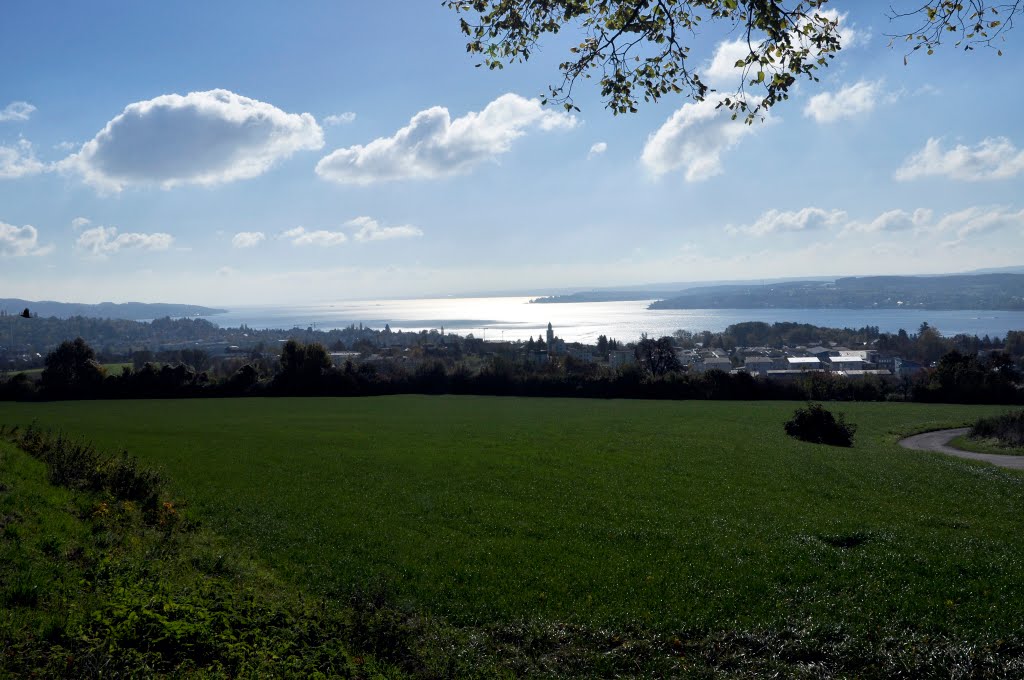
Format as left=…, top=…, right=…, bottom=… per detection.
left=0, top=432, right=390, bottom=678
left=952, top=436, right=1024, bottom=457
left=960, top=408, right=1024, bottom=456
left=2, top=396, right=1024, bottom=675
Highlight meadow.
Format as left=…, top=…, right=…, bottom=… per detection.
left=2, top=395, right=1023, bottom=653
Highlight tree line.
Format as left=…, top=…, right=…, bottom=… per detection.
left=2, top=337, right=1020, bottom=405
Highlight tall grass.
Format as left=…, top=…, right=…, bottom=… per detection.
left=1, top=424, right=166, bottom=521
left=970, top=409, right=1024, bottom=447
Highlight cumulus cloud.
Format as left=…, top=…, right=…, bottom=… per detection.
left=347, top=216, right=422, bottom=242
left=641, top=98, right=765, bottom=181
left=703, top=10, right=865, bottom=89
left=324, top=112, right=356, bottom=125
left=231, top=231, right=266, bottom=248
left=71, top=217, right=91, bottom=230
left=726, top=207, right=848, bottom=236
left=587, top=142, right=608, bottom=159
left=703, top=39, right=752, bottom=89
left=843, top=208, right=933, bottom=234
left=804, top=80, right=883, bottom=123
left=76, top=225, right=174, bottom=256
left=315, top=93, right=576, bottom=184
left=0, top=101, right=35, bottom=122
left=817, top=8, right=868, bottom=49
left=728, top=204, right=1023, bottom=246
left=0, top=139, right=47, bottom=179
left=60, top=89, right=324, bottom=191
left=282, top=226, right=348, bottom=246
left=0, top=221, right=53, bottom=256
left=932, top=206, right=1024, bottom=244
left=894, top=137, right=1024, bottom=182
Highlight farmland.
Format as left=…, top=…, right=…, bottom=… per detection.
left=2, top=396, right=1022, bottom=644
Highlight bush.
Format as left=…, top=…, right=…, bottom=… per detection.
left=4, top=425, right=167, bottom=521
left=784, top=403, right=856, bottom=447
left=969, top=409, right=1024, bottom=448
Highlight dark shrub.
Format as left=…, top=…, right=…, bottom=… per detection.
left=970, top=409, right=1024, bottom=448
left=784, top=403, right=856, bottom=447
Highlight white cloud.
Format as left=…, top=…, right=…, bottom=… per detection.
left=587, top=142, right=607, bottom=159
left=71, top=217, right=91, bottom=230
left=703, top=10, right=865, bottom=90
left=804, top=80, right=883, bottom=123
left=60, top=89, right=324, bottom=192
left=315, top=93, right=577, bottom=184
left=231, top=231, right=266, bottom=248
left=641, top=98, right=765, bottom=181
left=76, top=225, right=174, bottom=256
left=894, top=137, right=1024, bottom=182
left=703, top=39, right=753, bottom=89
left=324, top=112, right=356, bottom=125
left=347, top=216, right=423, bottom=242
left=0, top=139, right=47, bottom=179
left=817, top=9, right=868, bottom=49
left=932, top=206, right=1024, bottom=244
left=0, top=221, right=52, bottom=256
left=843, top=208, right=933, bottom=234
left=726, top=207, right=848, bottom=236
left=729, top=204, right=1023, bottom=245
left=0, top=102, right=35, bottom=122
left=282, top=226, right=348, bottom=246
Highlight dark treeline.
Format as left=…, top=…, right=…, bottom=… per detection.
left=3, top=337, right=1021, bottom=405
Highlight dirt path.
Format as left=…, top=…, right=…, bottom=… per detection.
left=899, top=428, right=1024, bottom=471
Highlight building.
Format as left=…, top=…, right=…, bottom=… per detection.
left=743, top=356, right=775, bottom=376
left=609, top=349, right=635, bottom=369
left=766, top=370, right=809, bottom=381
left=827, top=355, right=866, bottom=371
left=897, top=359, right=926, bottom=376
left=697, top=357, right=733, bottom=373
left=787, top=356, right=823, bottom=371
left=806, top=346, right=833, bottom=360
left=329, top=351, right=361, bottom=367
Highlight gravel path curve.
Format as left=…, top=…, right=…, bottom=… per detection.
left=899, top=428, right=1024, bottom=471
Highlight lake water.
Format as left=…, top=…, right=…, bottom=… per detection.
left=208, top=297, right=1024, bottom=344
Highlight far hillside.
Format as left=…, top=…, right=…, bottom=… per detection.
left=649, top=274, right=1024, bottom=311
left=0, top=298, right=226, bottom=320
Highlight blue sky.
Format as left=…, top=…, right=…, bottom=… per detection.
left=1, top=1, right=1022, bottom=304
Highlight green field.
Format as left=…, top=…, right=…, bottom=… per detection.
left=2, top=396, right=1022, bottom=651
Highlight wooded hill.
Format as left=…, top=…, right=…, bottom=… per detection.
left=648, top=274, right=1024, bottom=311
left=0, top=299, right=226, bottom=320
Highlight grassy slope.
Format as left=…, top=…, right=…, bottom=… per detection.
left=1, top=397, right=1021, bottom=645
left=0, top=437, right=391, bottom=678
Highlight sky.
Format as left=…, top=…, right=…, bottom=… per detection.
left=1, top=1, right=1023, bottom=305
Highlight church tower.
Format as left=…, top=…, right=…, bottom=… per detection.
left=546, top=322, right=554, bottom=353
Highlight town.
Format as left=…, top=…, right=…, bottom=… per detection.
left=2, top=312, right=1021, bottom=404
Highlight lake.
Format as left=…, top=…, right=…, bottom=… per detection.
left=208, top=297, right=1024, bottom=344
